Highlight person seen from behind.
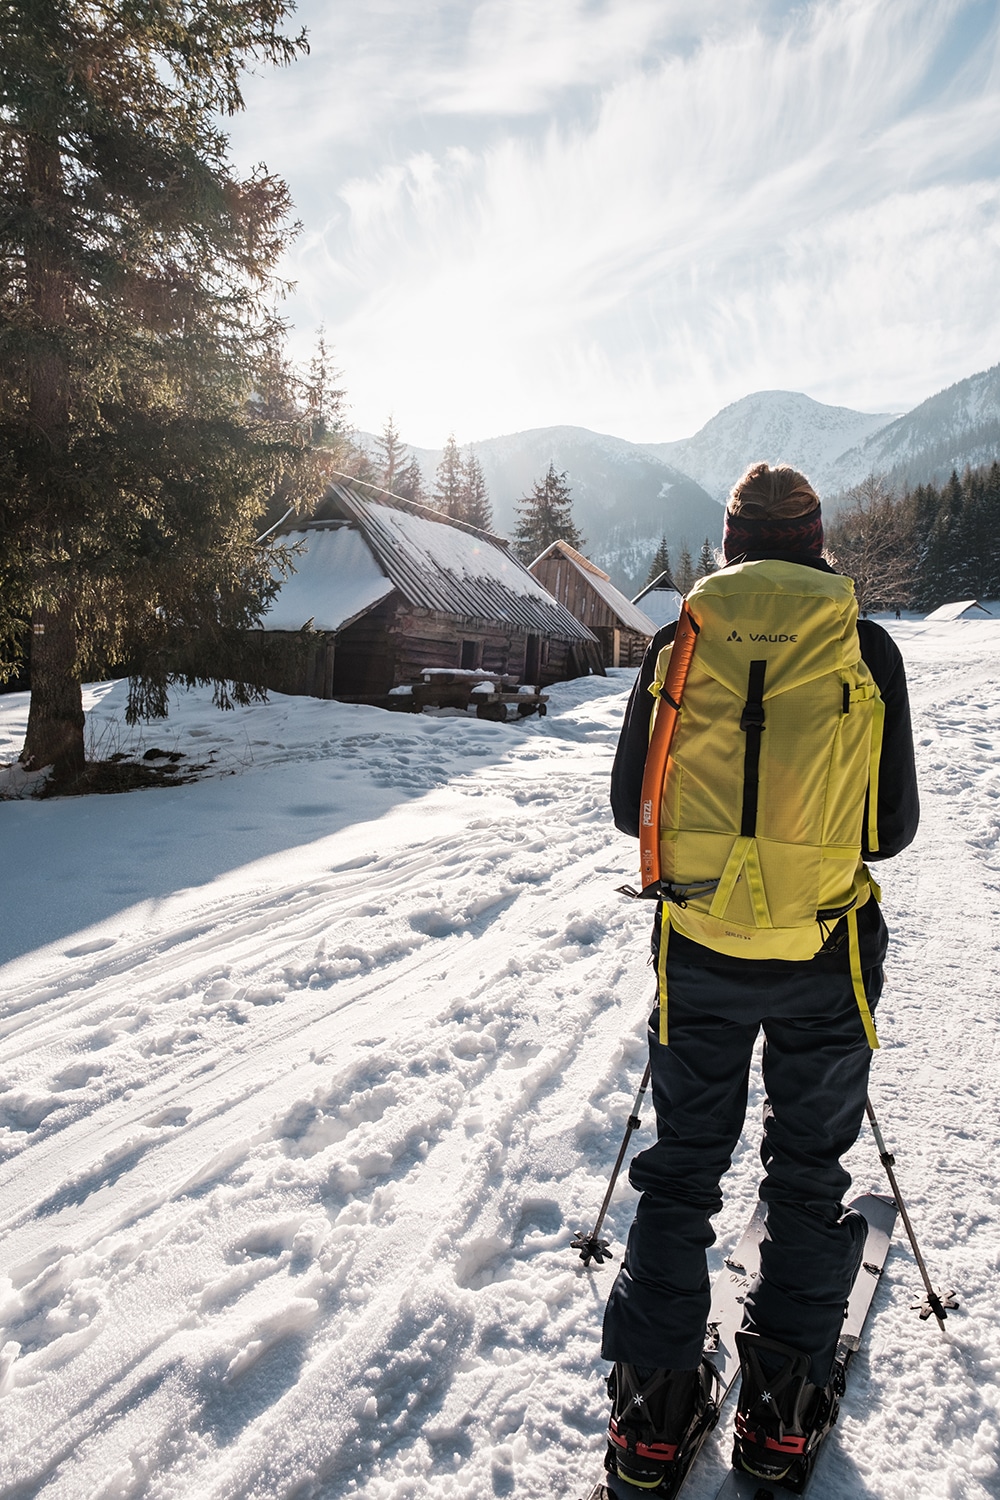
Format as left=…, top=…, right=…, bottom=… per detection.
left=599, top=463, right=919, bottom=1495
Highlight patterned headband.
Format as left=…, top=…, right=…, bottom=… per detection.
left=722, top=506, right=824, bottom=562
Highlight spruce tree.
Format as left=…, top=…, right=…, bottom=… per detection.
left=963, top=467, right=988, bottom=598
left=457, top=452, right=493, bottom=531
left=305, top=327, right=348, bottom=447
left=0, top=1, right=308, bottom=781
left=513, top=463, right=584, bottom=562
left=259, top=327, right=350, bottom=537
left=906, top=482, right=942, bottom=609
left=433, top=433, right=464, bottom=517
left=940, top=470, right=966, bottom=599
left=375, top=414, right=409, bottom=495
left=395, top=454, right=428, bottom=503
left=344, top=444, right=378, bottom=483
left=983, top=463, right=1000, bottom=599
left=645, top=537, right=672, bottom=587
left=676, top=545, right=695, bottom=594
left=696, top=538, right=717, bottom=580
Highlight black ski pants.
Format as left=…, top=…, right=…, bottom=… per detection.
left=601, top=950, right=882, bottom=1387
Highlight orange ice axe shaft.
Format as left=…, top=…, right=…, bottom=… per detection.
left=638, top=604, right=699, bottom=894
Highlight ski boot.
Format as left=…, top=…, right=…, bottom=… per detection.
left=604, top=1359, right=721, bottom=1495
left=731, top=1331, right=844, bottom=1493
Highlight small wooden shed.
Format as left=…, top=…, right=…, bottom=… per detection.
left=632, top=570, right=684, bottom=630
left=257, top=478, right=602, bottom=701
left=529, top=540, right=656, bottom=668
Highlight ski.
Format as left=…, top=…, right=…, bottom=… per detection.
left=578, top=1192, right=896, bottom=1500
left=578, top=1196, right=768, bottom=1500
left=712, top=1192, right=896, bottom=1499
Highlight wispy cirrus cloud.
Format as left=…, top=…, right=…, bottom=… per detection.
left=229, top=0, right=1000, bottom=444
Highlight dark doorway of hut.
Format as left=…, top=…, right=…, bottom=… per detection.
left=524, top=634, right=541, bottom=686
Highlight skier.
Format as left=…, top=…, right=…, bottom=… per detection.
left=601, top=464, right=919, bottom=1494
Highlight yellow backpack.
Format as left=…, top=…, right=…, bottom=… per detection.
left=641, top=559, right=884, bottom=1047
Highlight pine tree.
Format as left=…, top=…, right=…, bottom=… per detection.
left=940, top=470, right=967, bottom=599
left=433, top=433, right=464, bottom=517
left=696, top=538, right=717, bottom=580
left=513, top=463, right=584, bottom=562
left=645, top=537, right=672, bottom=587
left=982, top=463, right=1000, bottom=599
left=395, top=455, right=428, bottom=503
left=0, top=1, right=308, bottom=781
left=963, top=466, right=988, bottom=598
left=905, top=482, right=943, bottom=609
left=305, top=327, right=348, bottom=446
left=375, top=414, right=409, bottom=494
left=259, top=328, right=350, bottom=537
left=676, top=545, right=695, bottom=594
left=456, top=451, right=493, bottom=531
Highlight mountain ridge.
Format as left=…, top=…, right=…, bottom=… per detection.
left=642, top=391, right=899, bottom=502
left=357, top=360, right=1000, bottom=591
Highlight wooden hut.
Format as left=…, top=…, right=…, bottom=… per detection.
left=632, top=570, right=683, bottom=630
left=257, top=478, right=602, bottom=702
left=528, top=540, right=656, bottom=668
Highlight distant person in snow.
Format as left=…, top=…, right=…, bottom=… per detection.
left=599, top=464, right=919, bottom=1495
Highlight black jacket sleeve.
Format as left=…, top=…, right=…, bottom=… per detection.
left=857, top=620, right=919, bottom=858
left=609, top=616, right=919, bottom=857
left=610, top=621, right=676, bottom=836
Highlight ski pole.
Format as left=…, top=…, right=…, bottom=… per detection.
left=865, top=1095, right=958, bottom=1330
left=571, top=1061, right=651, bottom=1268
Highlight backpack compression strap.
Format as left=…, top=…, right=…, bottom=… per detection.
left=638, top=604, right=700, bottom=895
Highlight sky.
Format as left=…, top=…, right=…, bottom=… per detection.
left=225, top=0, right=1000, bottom=448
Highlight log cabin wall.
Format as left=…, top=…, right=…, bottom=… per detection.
left=387, top=606, right=507, bottom=683
left=591, top=624, right=649, bottom=669
left=531, top=554, right=649, bottom=669
left=531, top=556, right=622, bottom=632
left=330, top=597, right=398, bottom=696
left=331, top=601, right=556, bottom=697
left=622, top=630, right=647, bottom=668
left=259, top=634, right=336, bottom=698
left=259, top=593, right=598, bottom=700
left=260, top=603, right=595, bottom=699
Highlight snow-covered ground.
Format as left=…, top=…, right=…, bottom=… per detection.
left=0, top=624, right=998, bottom=1500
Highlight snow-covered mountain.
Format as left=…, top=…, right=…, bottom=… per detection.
left=468, top=427, right=721, bottom=590
left=828, top=362, right=1000, bottom=495
left=643, top=392, right=898, bottom=503
left=355, top=361, right=1000, bottom=587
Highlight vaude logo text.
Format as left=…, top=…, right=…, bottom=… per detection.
left=748, top=632, right=798, bottom=643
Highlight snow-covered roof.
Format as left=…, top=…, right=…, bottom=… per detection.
left=924, top=599, right=994, bottom=622
left=321, top=481, right=594, bottom=641
left=632, top=571, right=684, bottom=629
left=530, top=540, right=656, bottom=636
left=258, top=524, right=395, bottom=632
left=634, top=588, right=683, bottom=629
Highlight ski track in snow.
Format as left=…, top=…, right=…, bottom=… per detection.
left=0, top=628, right=998, bottom=1500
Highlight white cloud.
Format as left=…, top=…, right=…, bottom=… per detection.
left=231, top=0, right=1000, bottom=444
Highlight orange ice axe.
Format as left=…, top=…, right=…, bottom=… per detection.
left=637, top=603, right=699, bottom=894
